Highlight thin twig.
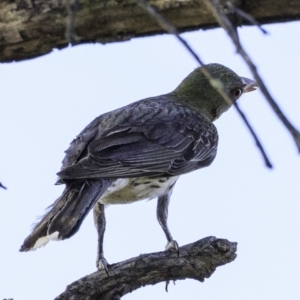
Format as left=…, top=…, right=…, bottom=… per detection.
left=65, top=0, right=80, bottom=43
left=138, top=0, right=273, bottom=168
left=0, top=182, right=7, bottom=189
left=225, top=2, right=268, bottom=34
left=165, top=280, right=170, bottom=292
left=137, top=0, right=206, bottom=66
left=233, top=103, right=272, bottom=168
left=204, top=0, right=300, bottom=153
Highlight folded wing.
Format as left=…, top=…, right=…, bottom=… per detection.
left=58, top=98, right=218, bottom=180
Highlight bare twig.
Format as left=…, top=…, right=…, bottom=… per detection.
left=233, top=103, right=272, bottom=168
left=55, top=237, right=237, bottom=300
left=138, top=0, right=273, bottom=168
left=204, top=0, right=300, bottom=152
left=0, top=182, right=7, bottom=189
left=137, top=0, right=206, bottom=66
left=65, top=0, right=80, bottom=43
left=225, top=2, right=268, bottom=34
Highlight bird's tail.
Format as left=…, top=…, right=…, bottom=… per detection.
left=20, top=179, right=112, bottom=252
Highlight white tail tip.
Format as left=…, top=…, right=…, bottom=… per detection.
left=31, top=231, right=59, bottom=250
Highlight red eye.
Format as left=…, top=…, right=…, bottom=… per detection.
left=233, top=88, right=242, bottom=99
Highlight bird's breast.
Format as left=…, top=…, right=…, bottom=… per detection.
left=99, top=176, right=179, bottom=205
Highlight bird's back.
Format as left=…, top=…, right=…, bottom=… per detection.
left=58, top=94, right=219, bottom=182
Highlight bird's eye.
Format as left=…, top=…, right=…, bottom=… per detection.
left=233, top=88, right=242, bottom=99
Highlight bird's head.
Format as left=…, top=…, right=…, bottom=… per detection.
left=172, top=63, right=257, bottom=121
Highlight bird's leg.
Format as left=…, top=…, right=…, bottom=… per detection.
left=93, top=202, right=109, bottom=274
left=157, top=188, right=179, bottom=255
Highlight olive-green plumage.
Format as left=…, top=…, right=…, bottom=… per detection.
left=20, top=63, right=256, bottom=270
left=173, top=63, right=246, bottom=121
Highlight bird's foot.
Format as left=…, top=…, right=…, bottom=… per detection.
left=97, top=257, right=110, bottom=276
left=165, top=240, right=179, bottom=257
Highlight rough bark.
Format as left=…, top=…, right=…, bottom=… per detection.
left=1, top=0, right=300, bottom=62
left=54, top=236, right=237, bottom=300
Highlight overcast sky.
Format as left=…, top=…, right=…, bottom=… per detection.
left=1, top=20, right=300, bottom=300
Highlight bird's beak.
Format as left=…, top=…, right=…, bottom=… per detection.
left=240, top=77, right=257, bottom=93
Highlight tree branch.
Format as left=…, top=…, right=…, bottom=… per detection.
left=204, top=0, right=300, bottom=152
left=1, top=0, right=300, bottom=62
left=55, top=236, right=237, bottom=300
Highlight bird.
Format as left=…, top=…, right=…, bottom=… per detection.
left=20, top=63, right=257, bottom=271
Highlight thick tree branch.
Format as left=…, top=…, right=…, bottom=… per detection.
left=55, top=236, right=237, bottom=300
left=1, top=0, right=300, bottom=62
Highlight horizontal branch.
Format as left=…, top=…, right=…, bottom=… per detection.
left=1, top=0, right=300, bottom=62
left=55, top=236, right=237, bottom=300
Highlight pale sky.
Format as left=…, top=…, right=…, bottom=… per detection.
left=1, top=21, right=300, bottom=300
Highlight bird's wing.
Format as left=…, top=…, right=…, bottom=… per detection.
left=58, top=97, right=218, bottom=180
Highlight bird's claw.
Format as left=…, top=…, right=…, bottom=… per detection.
left=165, top=240, right=179, bottom=257
left=97, top=258, right=110, bottom=276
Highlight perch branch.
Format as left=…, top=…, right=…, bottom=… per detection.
left=204, top=0, right=300, bottom=152
left=55, top=236, right=237, bottom=300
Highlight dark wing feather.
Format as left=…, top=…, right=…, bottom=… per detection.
left=58, top=96, right=218, bottom=180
